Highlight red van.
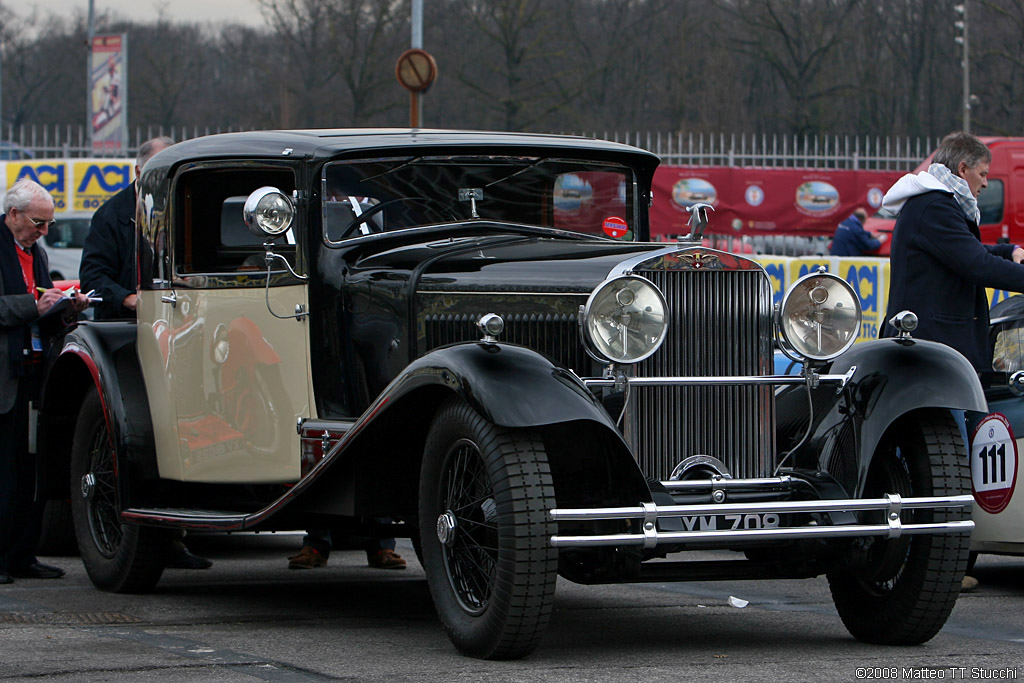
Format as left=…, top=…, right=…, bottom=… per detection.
left=865, top=137, right=1024, bottom=255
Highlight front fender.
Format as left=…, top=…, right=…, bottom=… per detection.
left=391, top=341, right=620, bottom=430
left=39, top=321, right=157, bottom=504
left=787, top=338, right=985, bottom=497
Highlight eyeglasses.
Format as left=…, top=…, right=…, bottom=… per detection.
left=18, top=210, right=56, bottom=229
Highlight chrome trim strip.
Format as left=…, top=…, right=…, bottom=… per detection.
left=550, top=494, right=973, bottom=520
left=416, top=290, right=589, bottom=297
left=610, top=245, right=687, bottom=275
left=551, top=521, right=975, bottom=547
left=583, top=373, right=852, bottom=388
left=298, top=418, right=356, bottom=434
left=660, top=476, right=792, bottom=491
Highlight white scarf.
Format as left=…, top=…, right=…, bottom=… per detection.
left=927, top=163, right=981, bottom=225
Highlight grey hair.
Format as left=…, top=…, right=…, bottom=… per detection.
left=136, top=136, right=175, bottom=171
left=933, top=132, right=991, bottom=175
left=4, top=178, right=54, bottom=213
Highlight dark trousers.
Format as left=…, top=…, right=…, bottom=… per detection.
left=0, top=371, right=43, bottom=573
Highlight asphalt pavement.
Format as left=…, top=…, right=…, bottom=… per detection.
left=1, top=533, right=1021, bottom=682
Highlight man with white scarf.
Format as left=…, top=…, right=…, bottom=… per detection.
left=881, top=132, right=1024, bottom=372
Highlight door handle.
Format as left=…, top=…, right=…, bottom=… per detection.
left=161, top=291, right=177, bottom=307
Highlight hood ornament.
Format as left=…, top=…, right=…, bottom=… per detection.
left=684, top=202, right=715, bottom=241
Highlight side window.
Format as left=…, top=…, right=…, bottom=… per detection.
left=175, top=168, right=296, bottom=277
left=979, top=178, right=1004, bottom=225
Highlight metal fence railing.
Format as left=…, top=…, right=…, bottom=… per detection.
left=579, top=131, right=935, bottom=170
left=3, top=124, right=936, bottom=169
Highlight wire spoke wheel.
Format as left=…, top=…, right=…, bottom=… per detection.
left=84, top=418, right=123, bottom=558
left=70, top=386, right=169, bottom=593
left=440, top=439, right=498, bottom=614
left=420, top=397, right=557, bottom=659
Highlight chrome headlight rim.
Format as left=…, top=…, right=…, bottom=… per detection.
left=243, top=186, right=295, bottom=237
left=778, top=270, right=862, bottom=362
left=580, top=274, right=669, bottom=364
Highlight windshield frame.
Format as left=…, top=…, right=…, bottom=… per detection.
left=320, top=154, right=640, bottom=246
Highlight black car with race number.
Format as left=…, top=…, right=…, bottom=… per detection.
left=35, top=129, right=980, bottom=659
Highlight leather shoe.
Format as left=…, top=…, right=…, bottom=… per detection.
left=167, top=547, right=213, bottom=569
left=9, top=562, right=65, bottom=579
left=0, top=572, right=12, bottom=584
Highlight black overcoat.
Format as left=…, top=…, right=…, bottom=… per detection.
left=882, top=189, right=1024, bottom=370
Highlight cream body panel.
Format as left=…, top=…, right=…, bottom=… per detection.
left=971, top=435, right=1024, bottom=551
left=138, top=284, right=311, bottom=484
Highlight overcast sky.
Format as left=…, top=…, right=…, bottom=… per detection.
left=26, top=0, right=265, bottom=28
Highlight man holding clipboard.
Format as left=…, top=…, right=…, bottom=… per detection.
left=0, top=179, right=88, bottom=585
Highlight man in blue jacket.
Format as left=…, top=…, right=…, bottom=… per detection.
left=830, top=207, right=886, bottom=256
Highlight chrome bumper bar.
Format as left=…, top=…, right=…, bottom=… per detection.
left=550, top=493, right=975, bottom=549
left=581, top=365, right=856, bottom=390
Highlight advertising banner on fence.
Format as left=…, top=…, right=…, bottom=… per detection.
left=0, top=160, right=132, bottom=214
left=6, top=161, right=68, bottom=211
left=72, top=159, right=133, bottom=211
left=651, top=166, right=904, bottom=239
left=90, top=34, right=128, bottom=153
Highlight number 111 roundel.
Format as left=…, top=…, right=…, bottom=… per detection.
left=970, top=413, right=1019, bottom=515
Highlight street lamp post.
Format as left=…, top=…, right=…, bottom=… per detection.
left=955, top=2, right=970, bottom=132
left=87, top=0, right=95, bottom=149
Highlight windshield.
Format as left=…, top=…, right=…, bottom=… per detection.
left=322, top=155, right=637, bottom=242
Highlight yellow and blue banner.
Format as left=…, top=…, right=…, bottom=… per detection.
left=1, top=159, right=133, bottom=214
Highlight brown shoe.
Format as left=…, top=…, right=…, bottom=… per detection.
left=367, top=549, right=407, bottom=570
left=288, top=545, right=327, bottom=569
left=960, top=575, right=979, bottom=592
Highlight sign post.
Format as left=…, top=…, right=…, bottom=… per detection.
left=395, top=49, right=437, bottom=129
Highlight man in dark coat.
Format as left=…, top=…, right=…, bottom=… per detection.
left=881, top=131, right=1024, bottom=371
left=830, top=207, right=886, bottom=256
left=1, top=179, right=87, bottom=585
left=80, top=136, right=173, bottom=320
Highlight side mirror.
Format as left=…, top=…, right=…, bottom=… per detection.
left=243, top=187, right=295, bottom=237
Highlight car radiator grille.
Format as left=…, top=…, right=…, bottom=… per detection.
left=633, top=268, right=775, bottom=480
left=421, top=267, right=775, bottom=481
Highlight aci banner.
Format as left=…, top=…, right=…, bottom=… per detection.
left=651, top=166, right=904, bottom=239
left=90, top=34, right=128, bottom=153
left=1, top=159, right=133, bottom=214
left=73, top=160, right=133, bottom=211
left=6, top=162, right=67, bottom=211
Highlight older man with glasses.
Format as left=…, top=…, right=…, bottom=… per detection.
left=0, top=178, right=88, bottom=585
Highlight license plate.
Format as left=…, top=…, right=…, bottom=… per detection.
left=677, top=513, right=781, bottom=531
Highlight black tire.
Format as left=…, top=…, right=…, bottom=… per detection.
left=70, top=386, right=169, bottom=593
left=827, top=410, right=970, bottom=644
left=36, top=499, right=78, bottom=556
left=418, top=397, right=557, bottom=660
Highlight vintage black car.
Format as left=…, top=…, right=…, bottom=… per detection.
left=37, top=129, right=981, bottom=659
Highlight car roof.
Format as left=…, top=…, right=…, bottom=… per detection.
left=143, top=128, right=661, bottom=181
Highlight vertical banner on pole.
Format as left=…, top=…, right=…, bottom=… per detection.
left=90, top=34, right=128, bottom=154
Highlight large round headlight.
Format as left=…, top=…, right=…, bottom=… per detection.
left=582, top=275, right=668, bottom=363
left=243, top=186, right=294, bottom=237
left=779, top=270, right=861, bottom=361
